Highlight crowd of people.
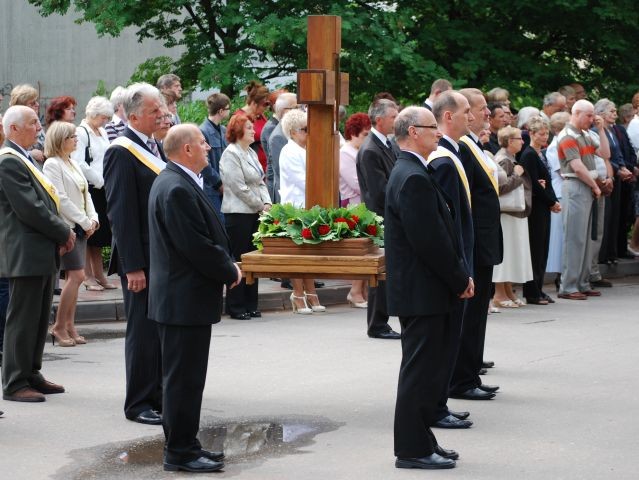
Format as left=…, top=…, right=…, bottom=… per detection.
left=1, top=73, right=638, bottom=472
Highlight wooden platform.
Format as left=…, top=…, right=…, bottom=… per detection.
left=241, top=249, right=386, bottom=286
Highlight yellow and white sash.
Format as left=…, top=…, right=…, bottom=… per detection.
left=427, top=145, right=472, bottom=207
left=0, top=147, right=60, bottom=211
left=459, top=135, right=499, bottom=194
left=110, top=136, right=165, bottom=175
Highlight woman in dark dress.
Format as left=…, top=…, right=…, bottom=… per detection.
left=519, top=116, right=561, bottom=305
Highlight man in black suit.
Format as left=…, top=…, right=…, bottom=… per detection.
left=148, top=125, right=241, bottom=473
left=1, top=106, right=75, bottom=402
left=386, top=106, right=474, bottom=470
left=451, top=88, right=503, bottom=400
left=356, top=98, right=400, bottom=339
left=103, top=83, right=167, bottom=425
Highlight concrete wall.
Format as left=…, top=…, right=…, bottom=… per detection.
left=0, top=1, right=181, bottom=116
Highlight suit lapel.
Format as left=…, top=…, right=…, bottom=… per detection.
left=371, top=134, right=396, bottom=165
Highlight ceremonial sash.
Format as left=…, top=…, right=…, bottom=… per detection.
left=0, top=147, right=60, bottom=211
left=459, top=136, right=499, bottom=194
left=110, top=136, right=165, bottom=175
left=427, top=146, right=472, bottom=207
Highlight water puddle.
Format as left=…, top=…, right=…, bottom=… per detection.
left=53, top=415, right=342, bottom=479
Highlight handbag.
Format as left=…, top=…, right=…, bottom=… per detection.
left=79, top=126, right=93, bottom=165
left=499, top=184, right=525, bottom=212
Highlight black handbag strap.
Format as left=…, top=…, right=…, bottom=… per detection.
left=79, top=125, right=93, bottom=165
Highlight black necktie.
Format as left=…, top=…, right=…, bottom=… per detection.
left=386, top=139, right=392, bottom=150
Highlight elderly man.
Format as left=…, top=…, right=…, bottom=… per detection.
left=148, top=124, right=241, bottom=473
left=452, top=88, right=503, bottom=402
left=423, top=78, right=452, bottom=111
left=0, top=106, right=75, bottom=402
left=559, top=85, right=577, bottom=113
left=104, top=83, right=167, bottom=424
left=541, top=92, right=567, bottom=122
left=357, top=98, right=400, bottom=340
left=266, top=92, right=298, bottom=203
left=386, top=106, right=473, bottom=470
left=557, top=100, right=602, bottom=300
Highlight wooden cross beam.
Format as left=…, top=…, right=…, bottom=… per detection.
left=297, top=15, right=349, bottom=208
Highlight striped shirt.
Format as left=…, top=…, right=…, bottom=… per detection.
left=557, top=123, right=596, bottom=173
left=104, top=115, right=127, bottom=143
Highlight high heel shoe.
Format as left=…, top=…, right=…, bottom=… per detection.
left=68, top=330, right=87, bottom=344
left=96, top=278, right=118, bottom=290
left=49, top=328, right=76, bottom=347
left=83, top=281, right=104, bottom=292
left=304, top=293, right=326, bottom=312
left=290, top=293, right=313, bottom=314
left=346, top=293, right=368, bottom=309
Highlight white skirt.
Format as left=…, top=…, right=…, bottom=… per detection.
left=492, top=213, right=533, bottom=283
left=545, top=209, right=563, bottom=274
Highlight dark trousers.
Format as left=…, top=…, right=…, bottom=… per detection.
left=158, top=323, right=212, bottom=464
left=617, top=181, right=634, bottom=255
left=450, top=264, right=493, bottom=393
left=367, top=280, right=390, bottom=336
left=433, top=302, right=464, bottom=421
left=523, top=202, right=551, bottom=300
left=2, top=275, right=54, bottom=395
left=120, top=273, right=163, bottom=418
left=599, top=177, right=621, bottom=262
left=225, top=213, right=259, bottom=316
left=0, top=277, right=9, bottom=352
left=394, top=314, right=451, bottom=458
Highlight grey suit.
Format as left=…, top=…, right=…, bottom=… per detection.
left=0, top=144, right=70, bottom=395
left=266, top=123, right=287, bottom=203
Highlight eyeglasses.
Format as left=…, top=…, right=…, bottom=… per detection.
left=66, top=134, right=78, bottom=139
left=411, top=125, right=438, bottom=130
left=297, top=127, right=308, bottom=133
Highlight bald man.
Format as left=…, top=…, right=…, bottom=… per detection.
left=148, top=124, right=241, bottom=473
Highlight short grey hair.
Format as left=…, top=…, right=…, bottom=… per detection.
left=274, top=93, right=297, bottom=116
left=280, top=109, right=307, bottom=139
left=549, top=111, right=570, bottom=134
left=156, top=73, right=180, bottom=91
left=109, top=86, right=127, bottom=110
left=558, top=85, right=575, bottom=98
left=526, top=115, right=550, bottom=133
left=430, top=78, right=452, bottom=95
left=368, top=99, right=397, bottom=125
left=594, top=98, right=615, bottom=116
left=432, top=90, right=460, bottom=123
left=123, top=83, right=161, bottom=118
left=2, top=105, right=32, bottom=132
left=543, top=92, right=564, bottom=107
left=85, top=96, right=114, bottom=119
left=517, top=106, right=541, bottom=128
left=394, top=106, right=425, bottom=141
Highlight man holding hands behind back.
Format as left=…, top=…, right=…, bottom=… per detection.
left=148, top=124, right=241, bottom=473
left=385, top=106, right=474, bottom=470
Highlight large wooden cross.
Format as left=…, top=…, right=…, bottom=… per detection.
left=297, top=16, right=349, bottom=208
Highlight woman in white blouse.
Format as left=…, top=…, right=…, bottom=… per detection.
left=71, top=96, right=116, bottom=291
left=279, top=110, right=326, bottom=314
left=44, top=122, right=99, bottom=346
left=220, top=114, right=272, bottom=320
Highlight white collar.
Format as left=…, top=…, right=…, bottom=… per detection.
left=371, top=127, right=389, bottom=145
left=403, top=149, right=429, bottom=169
left=174, top=161, right=203, bottom=189
left=442, top=134, right=460, bottom=152
left=128, top=125, right=151, bottom=145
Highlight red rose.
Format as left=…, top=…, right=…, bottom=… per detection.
left=318, top=224, right=331, bottom=235
left=302, top=228, right=313, bottom=239
left=345, top=219, right=356, bottom=229
left=273, top=220, right=280, bottom=225
left=351, top=215, right=359, bottom=223
left=366, top=225, right=377, bottom=236
left=335, top=217, right=348, bottom=223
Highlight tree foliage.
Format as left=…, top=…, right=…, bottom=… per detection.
left=28, top=0, right=639, bottom=105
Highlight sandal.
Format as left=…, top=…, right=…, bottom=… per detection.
left=84, top=282, right=104, bottom=291
left=96, top=279, right=118, bottom=290
left=510, top=297, right=526, bottom=306
left=492, top=299, right=519, bottom=308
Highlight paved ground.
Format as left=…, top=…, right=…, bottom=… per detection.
left=2, top=277, right=639, bottom=479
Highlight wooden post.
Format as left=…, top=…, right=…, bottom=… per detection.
left=297, top=16, right=349, bottom=209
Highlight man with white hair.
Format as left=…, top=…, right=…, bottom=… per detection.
left=556, top=99, right=602, bottom=300
left=103, top=83, right=167, bottom=424
left=104, top=86, right=128, bottom=142
left=541, top=92, right=567, bottom=143
left=0, top=106, right=75, bottom=402
left=266, top=92, right=298, bottom=203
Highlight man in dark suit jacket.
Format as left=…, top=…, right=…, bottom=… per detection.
left=0, top=106, right=75, bottom=402
left=356, top=98, right=400, bottom=339
left=386, top=106, right=473, bottom=470
left=103, top=83, right=167, bottom=425
left=451, top=89, right=504, bottom=400
left=148, top=125, right=241, bottom=473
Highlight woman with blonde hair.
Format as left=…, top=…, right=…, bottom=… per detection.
left=9, top=84, right=45, bottom=166
left=491, top=125, right=533, bottom=308
left=43, top=122, right=99, bottom=346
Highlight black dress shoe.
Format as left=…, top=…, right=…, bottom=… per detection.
left=435, top=445, right=459, bottom=460
left=433, top=414, right=472, bottom=429
left=230, top=312, right=251, bottom=320
left=201, top=450, right=225, bottom=462
left=164, top=456, right=224, bottom=472
left=526, top=297, right=549, bottom=305
left=368, top=330, right=401, bottom=340
left=248, top=311, right=261, bottom=318
left=131, top=409, right=162, bottom=425
left=280, top=280, right=293, bottom=290
left=478, top=368, right=487, bottom=375
left=541, top=293, right=555, bottom=303
left=449, top=410, right=470, bottom=420
left=53, top=288, right=62, bottom=295
left=591, top=279, right=612, bottom=288
left=395, top=453, right=455, bottom=469
left=314, top=281, right=325, bottom=288
left=482, top=360, right=495, bottom=368
left=478, top=383, right=499, bottom=393
left=450, top=387, right=496, bottom=400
